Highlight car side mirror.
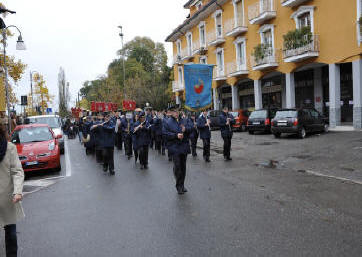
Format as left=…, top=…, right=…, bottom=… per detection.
left=56, top=134, right=63, bottom=139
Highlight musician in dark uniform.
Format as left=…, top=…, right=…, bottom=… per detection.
left=187, top=112, right=199, bottom=157
left=219, top=106, right=235, bottom=161
left=133, top=112, right=152, bottom=169
left=83, top=116, right=94, bottom=155
left=153, top=112, right=163, bottom=154
left=197, top=110, right=211, bottom=162
left=114, top=110, right=123, bottom=150
left=132, top=113, right=139, bottom=163
left=161, top=110, right=167, bottom=156
left=163, top=106, right=192, bottom=194
left=121, top=112, right=133, bottom=159
left=100, top=113, right=116, bottom=174
left=91, top=112, right=104, bottom=163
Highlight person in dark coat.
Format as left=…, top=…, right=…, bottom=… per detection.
left=100, top=113, right=116, bottom=174
left=91, top=113, right=104, bottom=164
left=114, top=110, right=123, bottom=150
left=187, top=112, right=199, bottom=157
left=162, top=110, right=172, bottom=161
left=163, top=106, right=192, bottom=194
left=161, top=111, right=168, bottom=156
left=132, top=114, right=139, bottom=163
left=153, top=112, right=163, bottom=154
left=219, top=106, right=235, bottom=161
left=145, top=108, right=154, bottom=149
left=197, top=110, right=211, bottom=162
left=133, top=112, right=152, bottom=169
left=121, top=112, right=133, bottom=159
left=83, top=116, right=94, bottom=155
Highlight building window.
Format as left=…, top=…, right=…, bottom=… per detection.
left=259, top=24, right=275, bottom=49
left=234, top=37, right=246, bottom=68
left=176, top=40, right=181, bottom=55
left=216, top=48, right=224, bottom=75
left=186, top=32, right=193, bottom=56
left=233, top=0, right=244, bottom=27
left=199, top=22, right=206, bottom=47
left=196, top=1, right=202, bottom=10
left=291, top=6, right=315, bottom=33
left=178, top=67, right=183, bottom=85
left=214, top=10, right=223, bottom=37
left=200, top=56, right=207, bottom=64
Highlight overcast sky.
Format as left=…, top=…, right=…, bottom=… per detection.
left=2, top=0, right=188, bottom=111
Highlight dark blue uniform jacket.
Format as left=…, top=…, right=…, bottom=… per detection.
left=163, top=116, right=191, bottom=156
left=197, top=115, right=211, bottom=139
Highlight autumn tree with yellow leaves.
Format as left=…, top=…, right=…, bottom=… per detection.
left=26, top=73, right=53, bottom=115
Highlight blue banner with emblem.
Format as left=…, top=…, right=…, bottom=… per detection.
left=184, top=64, right=214, bottom=111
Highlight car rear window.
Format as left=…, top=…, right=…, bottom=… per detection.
left=29, top=117, right=60, bottom=128
left=11, top=127, right=53, bottom=144
left=249, top=110, right=267, bottom=119
left=275, top=110, right=298, bottom=119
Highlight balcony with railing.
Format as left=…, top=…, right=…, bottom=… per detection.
left=251, top=44, right=278, bottom=70
left=172, top=81, right=185, bottom=92
left=192, top=40, right=208, bottom=55
left=207, top=29, right=226, bottom=47
left=213, top=65, right=227, bottom=81
left=226, top=61, right=248, bottom=77
left=224, top=17, right=248, bottom=37
left=283, top=34, right=319, bottom=63
left=181, top=47, right=193, bottom=61
left=248, top=0, right=276, bottom=25
left=281, top=0, right=309, bottom=7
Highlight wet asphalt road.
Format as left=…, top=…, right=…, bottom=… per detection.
left=1, top=138, right=362, bottom=256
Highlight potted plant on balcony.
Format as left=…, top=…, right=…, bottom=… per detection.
left=252, top=43, right=272, bottom=63
left=283, top=26, right=313, bottom=51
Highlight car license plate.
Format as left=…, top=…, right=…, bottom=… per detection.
left=278, top=122, right=287, bottom=126
left=253, top=122, right=260, bottom=125
left=26, top=161, right=38, bottom=166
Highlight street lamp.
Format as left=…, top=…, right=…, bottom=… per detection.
left=29, top=70, right=39, bottom=115
left=2, top=25, right=26, bottom=133
left=118, top=25, right=126, bottom=100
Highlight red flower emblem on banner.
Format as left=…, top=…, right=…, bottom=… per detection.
left=194, top=79, right=204, bottom=94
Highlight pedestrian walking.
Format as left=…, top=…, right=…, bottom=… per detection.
left=197, top=110, right=211, bottom=162
left=100, top=113, right=116, bottom=175
left=145, top=108, right=154, bottom=149
left=162, top=110, right=173, bottom=161
left=121, top=112, right=133, bottom=159
left=114, top=110, right=123, bottom=150
left=153, top=112, right=163, bottom=154
left=163, top=106, right=192, bottom=194
left=83, top=116, right=94, bottom=155
left=187, top=112, right=199, bottom=157
left=132, top=114, right=139, bottom=164
left=133, top=112, right=152, bottom=169
left=0, top=123, right=25, bottom=257
left=219, top=106, right=235, bottom=161
left=91, top=113, right=104, bottom=164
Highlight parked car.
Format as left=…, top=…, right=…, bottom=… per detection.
left=28, top=115, right=64, bottom=154
left=207, top=110, right=222, bottom=130
left=247, top=108, right=278, bottom=134
left=271, top=108, right=329, bottom=139
left=231, top=109, right=250, bottom=132
left=11, top=124, right=62, bottom=172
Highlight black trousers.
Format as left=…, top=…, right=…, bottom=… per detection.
left=115, top=132, right=123, bottom=150
left=173, top=154, right=187, bottom=190
left=124, top=134, right=133, bottom=157
left=139, top=145, right=149, bottom=166
left=96, top=148, right=103, bottom=163
left=103, top=147, right=114, bottom=171
left=222, top=135, right=232, bottom=158
left=4, top=224, right=17, bottom=257
left=150, top=132, right=155, bottom=149
left=155, top=135, right=162, bottom=153
left=190, top=137, right=197, bottom=156
left=202, top=138, right=210, bottom=158
left=161, top=136, right=167, bottom=155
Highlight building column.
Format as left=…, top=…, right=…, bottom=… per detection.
left=213, top=88, right=219, bottom=110
left=285, top=73, right=295, bottom=108
left=231, top=85, right=240, bottom=110
left=353, top=59, right=362, bottom=129
left=329, top=63, right=341, bottom=127
left=281, top=75, right=286, bottom=108
left=314, top=67, right=323, bottom=114
left=254, top=80, right=262, bottom=110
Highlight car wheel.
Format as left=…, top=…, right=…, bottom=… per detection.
left=54, top=164, right=61, bottom=172
left=273, top=132, right=281, bottom=138
left=248, top=130, right=254, bottom=135
left=298, top=127, right=306, bottom=139
left=323, top=124, right=329, bottom=133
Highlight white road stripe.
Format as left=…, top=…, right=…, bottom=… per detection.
left=306, top=170, right=362, bottom=185
left=64, top=138, right=72, bottom=177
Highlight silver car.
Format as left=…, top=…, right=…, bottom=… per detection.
left=28, top=115, right=64, bottom=154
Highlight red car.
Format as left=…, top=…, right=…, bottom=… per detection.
left=231, top=109, right=250, bottom=132
left=11, top=124, right=62, bottom=172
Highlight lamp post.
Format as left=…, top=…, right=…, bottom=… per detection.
left=118, top=26, right=126, bottom=100
left=29, top=70, right=39, bottom=115
left=2, top=25, right=26, bottom=133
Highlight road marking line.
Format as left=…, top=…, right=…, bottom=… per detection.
left=64, top=138, right=72, bottom=177
left=305, top=170, right=362, bottom=185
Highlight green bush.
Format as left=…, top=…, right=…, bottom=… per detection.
left=283, top=26, right=313, bottom=50
left=252, top=43, right=272, bottom=62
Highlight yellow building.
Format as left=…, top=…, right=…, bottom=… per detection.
left=166, top=0, right=362, bottom=128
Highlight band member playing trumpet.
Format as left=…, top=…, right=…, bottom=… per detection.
left=121, top=112, right=133, bottom=159
left=197, top=109, right=211, bottom=162
left=219, top=106, right=235, bottom=161
left=187, top=112, right=199, bottom=157
left=133, top=112, right=152, bottom=170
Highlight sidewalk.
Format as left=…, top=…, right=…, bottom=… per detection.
left=202, top=130, right=362, bottom=184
